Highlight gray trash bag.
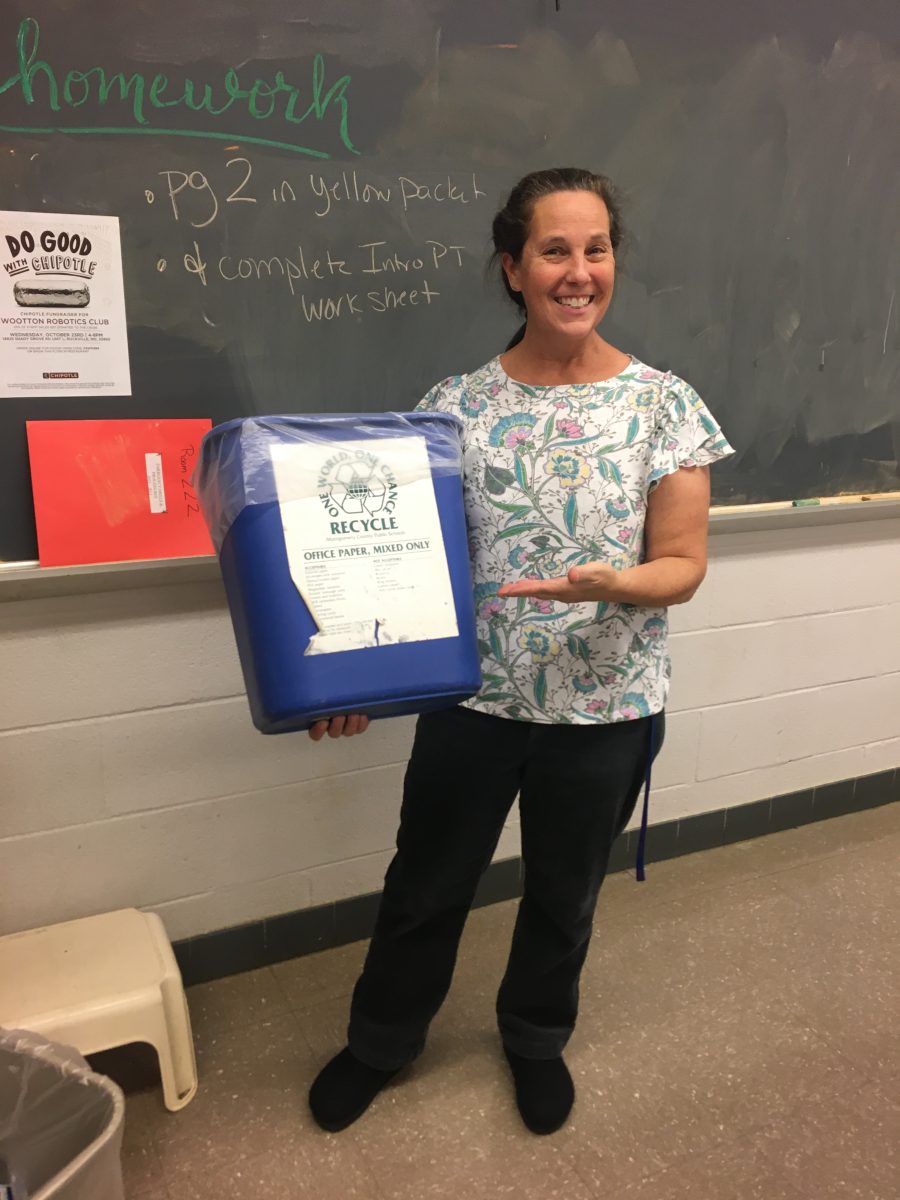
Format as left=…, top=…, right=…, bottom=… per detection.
left=0, top=1029, right=124, bottom=1200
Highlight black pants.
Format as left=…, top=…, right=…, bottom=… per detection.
left=348, top=705, right=664, bottom=1069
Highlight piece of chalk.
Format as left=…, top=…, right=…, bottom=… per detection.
left=791, top=499, right=820, bottom=507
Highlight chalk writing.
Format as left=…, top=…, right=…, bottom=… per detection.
left=310, top=170, right=392, bottom=217
left=215, top=248, right=350, bottom=291
left=161, top=213, right=474, bottom=328
left=0, top=17, right=358, bottom=157
left=359, top=241, right=464, bottom=274
left=309, top=170, right=485, bottom=218
left=183, top=241, right=208, bottom=286
left=160, top=170, right=220, bottom=228
left=224, top=158, right=256, bottom=205
left=157, top=160, right=257, bottom=226
left=146, top=161, right=486, bottom=226
left=397, top=175, right=486, bottom=211
left=273, top=179, right=297, bottom=204
left=301, top=292, right=363, bottom=322
left=366, top=283, right=439, bottom=314
left=141, top=156, right=478, bottom=333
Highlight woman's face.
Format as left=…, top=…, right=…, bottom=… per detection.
left=502, top=190, right=616, bottom=342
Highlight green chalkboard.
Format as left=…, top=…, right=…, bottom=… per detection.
left=1, top=0, right=898, bottom=560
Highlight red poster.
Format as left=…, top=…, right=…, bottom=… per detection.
left=26, top=418, right=214, bottom=567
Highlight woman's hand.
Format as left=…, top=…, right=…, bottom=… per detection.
left=499, top=467, right=711, bottom=608
left=308, top=714, right=370, bottom=742
left=498, top=563, right=619, bottom=604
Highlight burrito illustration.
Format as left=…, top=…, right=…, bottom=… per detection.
left=14, top=278, right=90, bottom=307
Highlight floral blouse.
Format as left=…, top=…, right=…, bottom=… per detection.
left=416, top=356, right=734, bottom=724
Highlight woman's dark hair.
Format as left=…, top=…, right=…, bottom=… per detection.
left=491, top=167, right=625, bottom=348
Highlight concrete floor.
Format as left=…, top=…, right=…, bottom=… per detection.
left=110, top=802, right=898, bottom=1199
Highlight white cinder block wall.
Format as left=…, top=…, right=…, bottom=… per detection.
left=1, top=516, right=898, bottom=943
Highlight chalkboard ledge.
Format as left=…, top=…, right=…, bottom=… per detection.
left=709, top=495, right=900, bottom=534
left=1, top=496, right=898, bottom=603
left=0, top=554, right=220, bottom=603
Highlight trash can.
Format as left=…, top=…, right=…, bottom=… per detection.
left=196, top=412, right=481, bottom=733
left=0, top=1028, right=124, bottom=1200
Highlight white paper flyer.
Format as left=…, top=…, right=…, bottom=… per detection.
left=270, top=435, right=459, bottom=654
left=0, top=210, right=131, bottom=398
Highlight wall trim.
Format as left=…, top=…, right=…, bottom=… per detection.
left=3, top=499, right=899, bottom=601
left=173, top=767, right=897, bottom=987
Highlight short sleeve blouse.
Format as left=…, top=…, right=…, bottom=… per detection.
left=416, top=355, right=734, bottom=724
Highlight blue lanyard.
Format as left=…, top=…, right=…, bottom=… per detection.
left=634, top=713, right=658, bottom=882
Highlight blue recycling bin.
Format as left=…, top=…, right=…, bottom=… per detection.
left=196, top=412, right=480, bottom=733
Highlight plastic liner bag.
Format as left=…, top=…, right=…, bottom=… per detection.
left=0, top=1028, right=124, bottom=1200
left=194, top=411, right=465, bottom=552
left=192, top=412, right=480, bottom=731
left=194, top=411, right=471, bottom=655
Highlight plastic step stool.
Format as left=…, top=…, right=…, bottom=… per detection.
left=0, top=909, right=197, bottom=1112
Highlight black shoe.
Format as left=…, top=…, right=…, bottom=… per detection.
left=503, top=1046, right=574, bottom=1134
left=309, top=1047, right=402, bottom=1131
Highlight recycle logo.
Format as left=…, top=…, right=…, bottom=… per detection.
left=331, top=457, right=386, bottom=515
left=318, top=449, right=398, bottom=520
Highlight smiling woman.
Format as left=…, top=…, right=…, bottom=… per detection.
left=501, top=190, right=619, bottom=364
left=0, top=16, right=357, bottom=156
left=306, top=167, right=735, bottom=1142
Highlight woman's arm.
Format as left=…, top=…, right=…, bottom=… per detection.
left=307, top=470, right=711, bottom=738
left=498, top=465, right=711, bottom=607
